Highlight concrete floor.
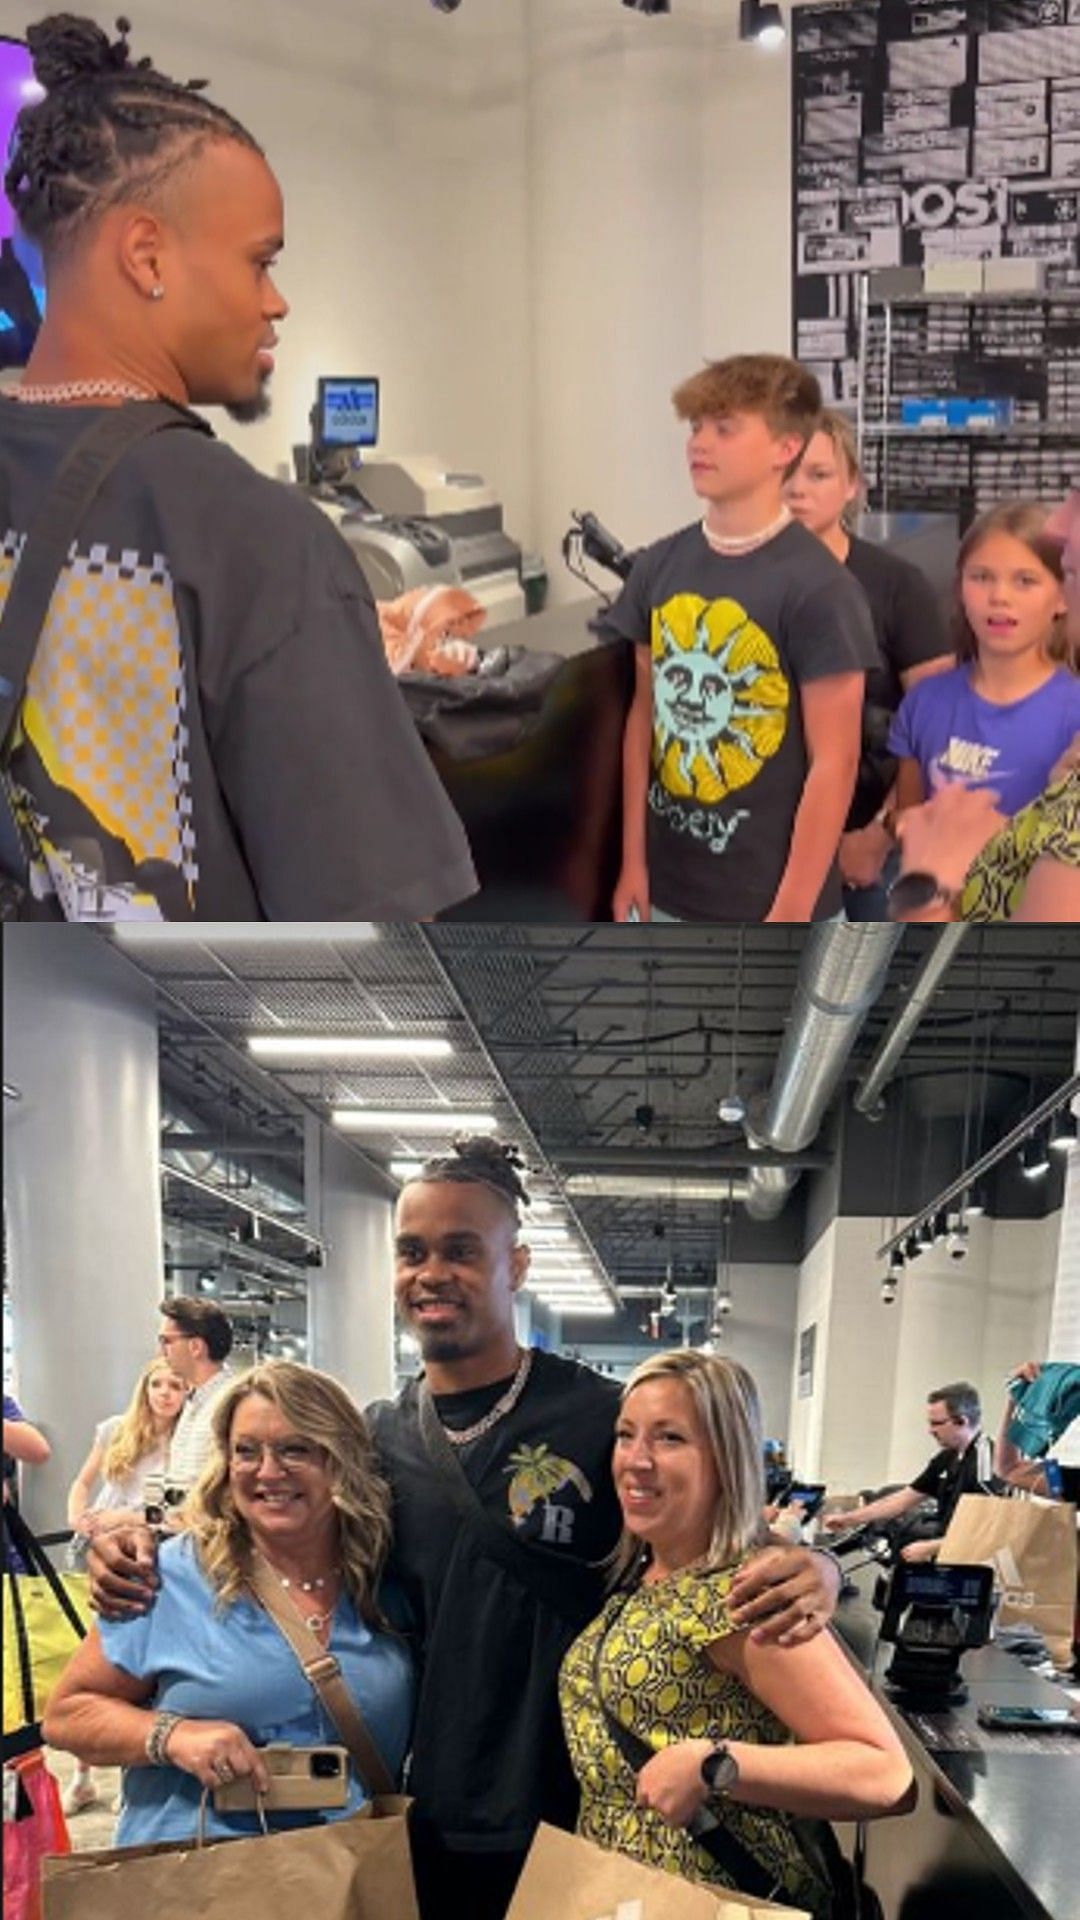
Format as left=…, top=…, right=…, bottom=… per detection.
left=48, top=1747, right=123, bottom=1852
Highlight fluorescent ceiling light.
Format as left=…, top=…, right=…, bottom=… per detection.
left=390, top=1159, right=426, bottom=1179
left=114, top=924, right=378, bottom=946
left=544, top=1301, right=616, bottom=1318
left=249, top=1035, right=452, bottom=1061
left=565, top=1174, right=749, bottom=1202
left=332, top=1109, right=497, bottom=1133
left=522, top=1226, right=572, bottom=1244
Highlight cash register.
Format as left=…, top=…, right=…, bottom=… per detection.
left=298, top=375, right=526, bottom=628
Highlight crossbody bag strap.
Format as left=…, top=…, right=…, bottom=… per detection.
left=0, top=401, right=212, bottom=897
left=588, top=1591, right=783, bottom=1905
left=245, top=1556, right=395, bottom=1797
left=415, top=1380, right=600, bottom=1626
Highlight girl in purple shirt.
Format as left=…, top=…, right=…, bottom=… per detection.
left=890, top=500, right=1080, bottom=819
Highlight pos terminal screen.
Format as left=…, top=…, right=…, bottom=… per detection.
left=316, top=377, right=380, bottom=450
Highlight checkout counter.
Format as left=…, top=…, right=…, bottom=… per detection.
left=834, top=1565, right=1078, bottom=1919
left=300, top=380, right=632, bottom=918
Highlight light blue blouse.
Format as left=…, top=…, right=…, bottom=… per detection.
left=99, top=1533, right=413, bottom=1846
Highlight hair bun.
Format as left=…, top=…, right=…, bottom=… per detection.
left=26, top=13, right=138, bottom=91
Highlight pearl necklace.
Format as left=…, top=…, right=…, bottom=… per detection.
left=700, top=505, right=792, bottom=556
left=258, top=1552, right=341, bottom=1635
left=3, top=380, right=157, bottom=406
left=442, top=1348, right=534, bottom=1448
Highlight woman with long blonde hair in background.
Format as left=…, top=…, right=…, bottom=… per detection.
left=62, top=1357, right=186, bottom=1813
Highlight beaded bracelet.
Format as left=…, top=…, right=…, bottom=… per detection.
left=145, top=1709, right=185, bottom=1767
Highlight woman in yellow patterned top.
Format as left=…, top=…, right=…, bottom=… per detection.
left=559, top=1352, right=912, bottom=1918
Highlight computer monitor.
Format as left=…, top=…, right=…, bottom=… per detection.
left=314, top=377, right=380, bottom=452
left=1, top=37, right=46, bottom=370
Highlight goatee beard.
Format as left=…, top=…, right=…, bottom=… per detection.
left=226, top=376, right=273, bottom=425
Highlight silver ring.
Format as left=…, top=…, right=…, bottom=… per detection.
left=213, top=1760, right=235, bottom=1782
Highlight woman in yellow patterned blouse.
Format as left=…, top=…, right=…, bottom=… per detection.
left=559, top=1352, right=912, bottom=1918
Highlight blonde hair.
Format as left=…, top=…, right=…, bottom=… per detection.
left=811, top=409, right=866, bottom=527
left=183, top=1362, right=392, bottom=1627
left=101, top=1358, right=184, bottom=1484
left=954, top=499, right=1070, bottom=669
left=608, top=1349, right=768, bottom=1588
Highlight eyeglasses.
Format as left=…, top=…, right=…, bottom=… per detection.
left=229, top=1440, right=325, bottom=1470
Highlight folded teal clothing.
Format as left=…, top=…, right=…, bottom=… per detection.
left=1006, top=1363, right=1080, bottom=1459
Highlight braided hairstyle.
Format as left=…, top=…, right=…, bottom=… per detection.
left=5, top=14, right=263, bottom=256
left=413, top=1136, right=532, bottom=1224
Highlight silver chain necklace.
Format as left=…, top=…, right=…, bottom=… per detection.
left=3, top=380, right=157, bottom=406
left=441, top=1347, right=534, bottom=1448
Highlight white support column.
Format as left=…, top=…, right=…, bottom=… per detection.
left=3, top=928, right=163, bottom=1532
left=305, top=1119, right=396, bottom=1410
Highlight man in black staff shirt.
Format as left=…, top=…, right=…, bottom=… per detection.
left=824, top=1380, right=1000, bottom=1565
left=87, top=1137, right=843, bottom=1920
left=0, top=13, right=475, bottom=921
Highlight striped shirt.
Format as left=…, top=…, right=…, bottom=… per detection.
left=166, top=1367, right=233, bottom=1494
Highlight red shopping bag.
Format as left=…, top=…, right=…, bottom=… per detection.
left=3, top=1750, right=72, bottom=1920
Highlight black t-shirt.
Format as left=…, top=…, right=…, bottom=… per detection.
left=843, top=535, right=951, bottom=829
left=909, top=1432, right=1000, bottom=1533
left=0, top=402, right=477, bottom=920
left=597, top=519, right=880, bottom=920
left=367, top=1351, right=621, bottom=1853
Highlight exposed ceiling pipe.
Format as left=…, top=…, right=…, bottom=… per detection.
left=160, top=1101, right=305, bottom=1216
left=160, top=1130, right=298, bottom=1157
left=852, top=926, right=968, bottom=1120
left=554, top=1146, right=831, bottom=1174
left=743, top=925, right=903, bottom=1220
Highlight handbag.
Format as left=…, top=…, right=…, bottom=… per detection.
left=244, top=1557, right=395, bottom=1798
left=0, top=400, right=212, bottom=919
left=3, top=1747, right=72, bottom=1920
left=2, top=1508, right=88, bottom=1758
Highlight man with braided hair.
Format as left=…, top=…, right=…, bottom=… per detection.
left=89, top=1136, right=842, bottom=1920
left=0, top=13, right=475, bottom=921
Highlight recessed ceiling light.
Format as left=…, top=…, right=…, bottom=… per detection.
left=332, top=1108, right=497, bottom=1133
left=249, top=1035, right=452, bottom=1061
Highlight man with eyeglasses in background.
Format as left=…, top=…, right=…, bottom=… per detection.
left=153, top=1296, right=234, bottom=1514
left=823, top=1380, right=1001, bottom=1564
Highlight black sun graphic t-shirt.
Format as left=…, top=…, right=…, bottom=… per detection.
left=0, top=402, right=476, bottom=920
left=598, top=519, right=880, bottom=921
left=367, top=1351, right=621, bottom=1852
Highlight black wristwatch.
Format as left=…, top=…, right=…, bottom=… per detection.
left=700, top=1742, right=739, bottom=1802
left=885, top=870, right=960, bottom=919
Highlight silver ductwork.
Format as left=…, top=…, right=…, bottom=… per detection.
left=853, top=926, right=968, bottom=1119
left=160, top=1102, right=305, bottom=1218
left=743, top=924, right=903, bottom=1220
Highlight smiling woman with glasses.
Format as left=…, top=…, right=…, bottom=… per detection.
left=42, top=1362, right=413, bottom=1849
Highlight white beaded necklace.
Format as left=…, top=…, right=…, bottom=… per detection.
left=700, top=505, right=792, bottom=556
left=3, top=380, right=157, bottom=406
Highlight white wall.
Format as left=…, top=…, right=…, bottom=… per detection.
left=790, top=1209, right=1062, bottom=1493
left=2, top=0, right=795, bottom=595
left=561, top=1260, right=800, bottom=1438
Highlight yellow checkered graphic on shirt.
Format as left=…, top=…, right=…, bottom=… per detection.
left=0, top=534, right=198, bottom=885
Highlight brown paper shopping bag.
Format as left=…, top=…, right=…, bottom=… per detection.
left=41, top=1796, right=417, bottom=1920
left=940, top=1492, right=1078, bottom=1669
left=506, top=1824, right=810, bottom=1920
